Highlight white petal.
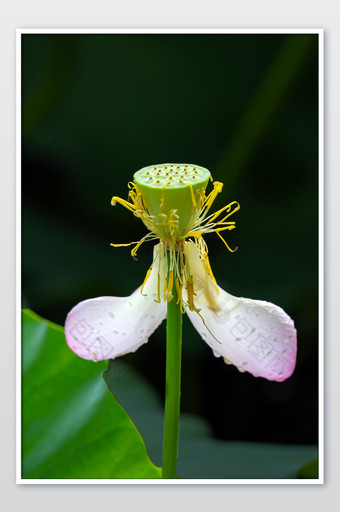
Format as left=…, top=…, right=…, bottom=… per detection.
left=65, top=286, right=166, bottom=362
left=184, top=242, right=297, bottom=382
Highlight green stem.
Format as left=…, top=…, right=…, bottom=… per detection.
left=162, top=285, right=182, bottom=479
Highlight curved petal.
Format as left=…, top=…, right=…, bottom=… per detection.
left=65, top=286, right=166, bottom=361
left=184, top=242, right=297, bottom=382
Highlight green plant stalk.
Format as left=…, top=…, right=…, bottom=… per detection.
left=162, top=285, right=182, bottom=479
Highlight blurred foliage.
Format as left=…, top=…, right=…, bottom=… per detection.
left=22, top=33, right=319, bottom=447
left=105, top=359, right=318, bottom=479
left=22, top=310, right=161, bottom=478
left=22, top=310, right=317, bottom=479
left=297, top=458, right=319, bottom=479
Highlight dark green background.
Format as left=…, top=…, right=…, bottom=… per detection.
left=22, top=33, right=319, bottom=446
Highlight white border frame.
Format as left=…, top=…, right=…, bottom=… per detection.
left=16, top=27, right=324, bottom=485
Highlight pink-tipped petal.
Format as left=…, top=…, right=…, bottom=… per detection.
left=65, top=286, right=166, bottom=361
left=184, top=242, right=297, bottom=381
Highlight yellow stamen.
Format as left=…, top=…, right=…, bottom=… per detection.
left=130, top=233, right=156, bottom=260
left=188, top=229, right=203, bottom=238
left=167, top=270, right=174, bottom=301
left=186, top=182, right=197, bottom=213
left=200, top=181, right=223, bottom=217
left=163, top=276, right=168, bottom=301
left=218, top=202, right=240, bottom=222
left=215, top=224, right=236, bottom=233
left=141, top=268, right=152, bottom=296
left=201, top=254, right=217, bottom=285
left=206, top=201, right=240, bottom=224
left=111, top=196, right=136, bottom=213
left=216, top=231, right=238, bottom=252
left=175, top=276, right=182, bottom=304
left=110, top=242, right=134, bottom=248
left=186, top=277, right=196, bottom=312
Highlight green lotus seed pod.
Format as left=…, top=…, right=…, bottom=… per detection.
left=134, top=163, right=211, bottom=239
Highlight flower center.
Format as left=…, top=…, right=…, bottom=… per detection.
left=134, top=163, right=211, bottom=188
left=134, top=163, right=211, bottom=239
left=111, top=164, right=240, bottom=311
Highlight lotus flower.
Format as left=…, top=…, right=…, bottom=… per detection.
left=65, top=163, right=297, bottom=382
